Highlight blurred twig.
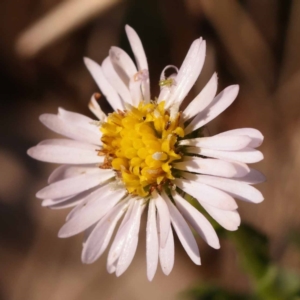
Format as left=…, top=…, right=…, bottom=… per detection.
left=15, top=0, right=121, bottom=58
left=199, top=0, right=276, bottom=94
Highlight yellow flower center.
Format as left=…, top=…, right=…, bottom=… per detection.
left=99, top=101, right=184, bottom=197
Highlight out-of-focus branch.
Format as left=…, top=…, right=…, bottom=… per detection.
left=15, top=0, right=121, bottom=58
left=199, top=0, right=275, bottom=94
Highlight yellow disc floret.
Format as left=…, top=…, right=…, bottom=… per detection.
left=99, top=101, right=184, bottom=197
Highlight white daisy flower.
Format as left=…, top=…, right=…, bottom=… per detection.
left=28, top=25, right=265, bottom=280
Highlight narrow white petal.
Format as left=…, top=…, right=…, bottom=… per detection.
left=107, top=198, right=136, bottom=268
left=180, top=135, right=251, bottom=151
left=153, top=190, right=170, bottom=248
left=146, top=200, right=159, bottom=281
left=167, top=38, right=206, bottom=107
left=82, top=200, right=129, bottom=264
left=201, top=202, right=241, bottom=231
left=36, top=169, right=114, bottom=199
left=48, top=164, right=100, bottom=183
left=215, top=128, right=264, bottom=148
left=164, top=193, right=200, bottom=265
left=129, top=75, right=143, bottom=107
left=27, top=143, right=104, bottom=164
left=88, top=93, right=107, bottom=121
left=125, top=25, right=150, bottom=101
left=172, top=191, right=220, bottom=249
left=159, top=219, right=174, bottom=275
left=173, top=157, right=249, bottom=178
left=84, top=57, right=124, bottom=110
left=38, top=138, right=97, bottom=150
left=58, top=185, right=126, bottom=238
left=183, top=173, right=264, bottom=203
left=158, top=86, right=171, bottom=103
left=39, top=113, right=101, bottom=146
left=185, top=85, right=239, bottom=134
left=236, top=168, right=266, bottom=184
left=186, top=146, right=264, bottom=164
left=102, top=57, right=132, bottom=105
left=116, top=200, right=144, bottom=276
left=183, top=73, right=218, bottom=120
left=109, top=46, right=137, bottom=83
left=175, top=178, right=237, bottom=210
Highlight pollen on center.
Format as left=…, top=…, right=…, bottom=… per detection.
left=99, top=101, right=184, bottom=197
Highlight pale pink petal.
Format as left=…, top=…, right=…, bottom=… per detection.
left=116, top=200, right=145, bottom=276
left=27, top=143, right=104, bottom=164
left=102, top=57, right=132, bottom=105
left=159, top=219, right=174, bottom=275
left=109, top=46, right=137, bottom=84
left=82, top=200, right=129, bottom=264
left=183, top=173, right=264, bottom=203
left=84, top=57, right=124, bottom=110
left=200, top=202, right=241, bottom=231
left=175, top=178, right=237, bottom=210
left=146, top=200, right=159, bottom=281
left=183, top=72, right=218, bottom=120
left=186, top=146, right=264, bottom=164
left=185, top=85, right=239, bottom=134
left=173, top=157, right=249, bottom=178
left=36, top=169, right=114, bottom=199
left=153, top=190, right=170, bottom=248
left=172, top=191, right=220, bottom=249
left=107, top=198, right=136, bottom=269
left=215, top=128, right=264, bottom=148
left=167, top=38, right=206, bottom=107
left=236, top=168, right=266, bottom=184
left=164, top=192, right=201, bottom=265
left=125, top=25, right=150, bottom=101
left=179, top=135, right=251, bottom=151
left=58, top=186, right=126, bottom=238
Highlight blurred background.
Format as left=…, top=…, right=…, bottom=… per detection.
left=1, top=0, right=300, bottom=299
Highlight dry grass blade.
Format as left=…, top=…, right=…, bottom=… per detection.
left=15, top=0, right=121, bottom=58
left=199, top=0, right=275, bottom=94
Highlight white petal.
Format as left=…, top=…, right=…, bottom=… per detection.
left=107, top=198, right=136, bottom=268
left=172, top=191, right=220, bottom=249
left=88, top=93, right=107, bottom=121
left=48, top=164, right=100, bottom=183
left=116, top=200, right=144, bottom=276
left=159, top=219, right=174, bottom=275
left=183, top=72, right=218, bottom=120
left=82, top=200, right=129, bottom=264
left=146, top=200, right=159, bottom=281
left=175, top=178, right=237, bottom=210
left=102, top=57, right=132, bottom=105
left=236, top=168, right=266, bottom=184
left=167, top=38, right=206, bottom=107
left=129, top=75, right=142, bottom=107
left=180, top=135, right=251, bottom=151
left=173, top=157, right=249, bottom=178
left=84, top=57, right=124, bottom=111
left=40, top=114, right=101, bottom=145
left=185, top=85, right=239, bottom=134
left=58, top=108, right=99, bottom=131
left=36, top=169, right=114, bottom=199
left=38, top=138, right=97, bottom=149
left=164, top=192, right=200, bottom=265
left=58, top=185, right=126, bottom=238
left=28, top=142, right=103, bottom=164
left=215, top=128, right=264, bottom=148
left=153, top=190, right=170, bottom=248
left=201, top=202, right=241, bottom=231
left=158, top=86, right=171, bottom=103
left=186, top=146, right=264, bottom=164
left=109, top=46, right=137, bottom=83
left=183, top=173, right=264, bottom=203
left=125, top=25, right=150, bottom=101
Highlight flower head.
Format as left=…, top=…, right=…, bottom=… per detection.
left=28, top=25, right=265, bottom=280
